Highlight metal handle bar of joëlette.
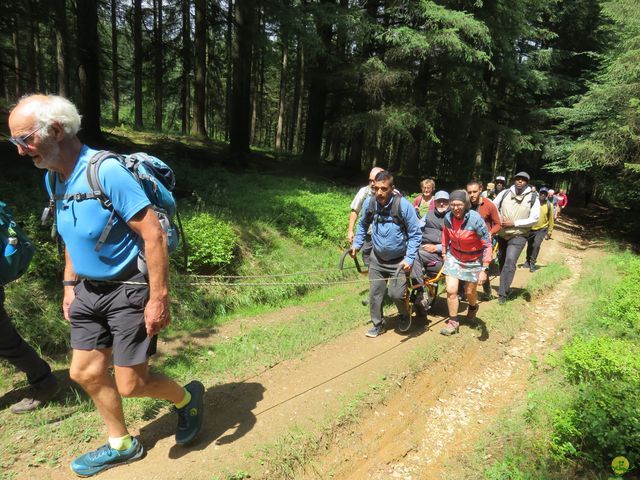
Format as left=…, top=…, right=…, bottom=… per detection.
left=338, top=247, right=367, bottom=274
left=339, top=247, right=445, bottom=285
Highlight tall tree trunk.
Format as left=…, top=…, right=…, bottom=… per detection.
left=302, top=0, right=334, bottom=165
left=111, top=0, right=119, bottom=123
left=76, top=0, right=102, bottom=142
left=0, top=48, right=5, bottom=101
left=12, top=22, right=21, bottom=98
left=34, top=14, right=43, bottom=91
left=229, top=0, right=256, bottom=155
left=181, top=0, right=191, bottom=135
left=346, top=0, right=378, bottom=172
left=473, top=145, right=483, bottom=179
left=55, top=0, right=69, bottom=97
left=275, top=21, right=289, bottom=151
left=492, top=132, right=502, bottom=179
left=191, top=0, right=207, bottom=136
left=154, top=0, right=164, bottom=130
left=249, top=9, right=262, bottom=146
left=224, top=0, right=233, bottom=141
left=26, top=1, right=37, bottom=91
left=133, top=0, right=143, bottom=129
left=289, top=38, right=303, bottom=152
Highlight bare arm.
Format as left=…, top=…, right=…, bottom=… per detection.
left=347, top=210, right=358, bottom=244
left=62, top=248, right=78, bottom=321
left=127, top=207, right=170, bottom=336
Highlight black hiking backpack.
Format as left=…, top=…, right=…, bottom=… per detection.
left=364, top=194, right=408, bottom=233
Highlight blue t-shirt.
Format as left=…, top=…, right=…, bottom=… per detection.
left=46, top=145, right=150, bottom=280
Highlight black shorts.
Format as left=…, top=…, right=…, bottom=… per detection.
left=69, top=272, right=157, bottom=367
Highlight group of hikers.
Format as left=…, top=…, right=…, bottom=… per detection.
left=0, top=93, right=569, bottom=477
left=348, top=167, right=566, bottom=338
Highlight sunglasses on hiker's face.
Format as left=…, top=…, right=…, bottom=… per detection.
left=9, top=126, right=43, bottom=149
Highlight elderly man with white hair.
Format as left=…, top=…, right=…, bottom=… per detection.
left=8, top=94, right=204, bottom=477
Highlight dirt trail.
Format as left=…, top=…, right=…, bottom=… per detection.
left=302, top=220, right=588, bottom=480
left=25, top=219, right=587, bottom=480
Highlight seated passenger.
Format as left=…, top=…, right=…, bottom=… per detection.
left=411, top=191, right=449, bottom=311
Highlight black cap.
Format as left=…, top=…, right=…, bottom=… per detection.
left=514, top=171, right=530, bottom=181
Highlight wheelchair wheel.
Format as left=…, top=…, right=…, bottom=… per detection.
left=413, top=286, right=434, bottom=318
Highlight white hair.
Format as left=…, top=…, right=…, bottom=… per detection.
left=16, top=94, right=82, bottom=136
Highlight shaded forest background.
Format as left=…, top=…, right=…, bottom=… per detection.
left=0, top=0, right=639, bottom=215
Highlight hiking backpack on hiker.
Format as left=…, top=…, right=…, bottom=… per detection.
left=496, top=189, right=538, bottom=212
left=0, top=201, right=35, bottom=286
left=44, top=151, right=187, bottom=267
left=364, top=194, right=407, bottom=234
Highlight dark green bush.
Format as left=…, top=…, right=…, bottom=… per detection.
left=597, top=259, right=640, bottom=337
left=181, top=212, right=238, bottom=272
left=552, top=320, right=640, bottom=469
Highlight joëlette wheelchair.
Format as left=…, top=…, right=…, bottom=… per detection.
left=339, top=248, right=445, bottom=320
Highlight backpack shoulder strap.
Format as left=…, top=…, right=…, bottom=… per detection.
left=86, top=151, right=125, bottom=252
left=87, top=150, right=124, bottom=209
left=390, top=194, right=407, bottom=233
left=496, top=190, right=506, bottom=212
left=529, top=191, right=538, bottom=208
left=365, top=195, right=376, bottom=225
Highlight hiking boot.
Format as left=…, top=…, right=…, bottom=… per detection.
left=522, top=261, right=531, bottom=269
left=466, top=304, right=479, bottom=324
left=365, top=323, right=386, bottom=338
left=175, top=380, right=205, bottom=445
left=498, top=296, right=507, bottom=305
left=479, top=292, right=493, bottom=302
left=10, top=374, right=59, bottom=414
left=397, top=315, right=412, bottom=333
left=529, top=263, right=537, bottom=273
left=440, top=318, right=460, bottom=336
left=70, top=437, right=144, bottom=477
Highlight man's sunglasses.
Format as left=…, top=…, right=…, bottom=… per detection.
left=9, top=126, right=42, bottom=149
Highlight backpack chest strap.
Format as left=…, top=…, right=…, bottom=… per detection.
left=51, top=191, right=103, bottom=202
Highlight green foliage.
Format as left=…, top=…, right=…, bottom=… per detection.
left=382, top=0, right=491, bottom=64
left=277, top=190, right=351, bottom=247
left=546, top=0, right=640, bottom=174
left=597, top=255, right=640, bottom=335
left=548, top=253, right=640, bottom=469
left=480, top=251, right=640, bottom=478
left=551, top=337, right=640, bottom=468
left=3, top=278, right=69, bottom=353
left=483, top=459, right=530, bottom=480
left=181, top=212, right=238, bottom=272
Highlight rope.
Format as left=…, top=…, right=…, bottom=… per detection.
left=186, top=265, right=359, bottom=279
left=186, top=275, right=410, bottom=288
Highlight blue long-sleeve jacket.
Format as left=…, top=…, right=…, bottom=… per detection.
left=353, top=195, right=421, bottom=265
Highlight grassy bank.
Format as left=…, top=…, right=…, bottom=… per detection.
left=476, top=249, right=640, bottom=479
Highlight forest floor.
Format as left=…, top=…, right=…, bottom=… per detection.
left=3, top=213, right=598, bottom=480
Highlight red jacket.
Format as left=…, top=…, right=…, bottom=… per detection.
left=556, top=193, right=568, bottom=208
left=442, top=210, right=492, bottom=264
